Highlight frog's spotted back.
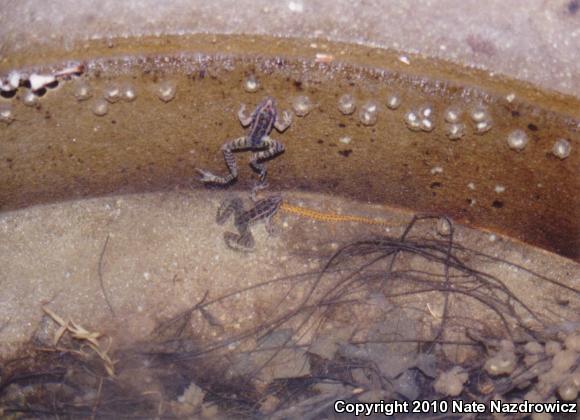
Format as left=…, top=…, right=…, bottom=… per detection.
left=216, top=194, right=283, bottom=252
left=249, top=97, right=277, bottom=146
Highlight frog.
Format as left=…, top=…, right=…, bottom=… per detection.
left=216, top=193, right=283, bottom=252
left=197, top=97, right=292, bottom=198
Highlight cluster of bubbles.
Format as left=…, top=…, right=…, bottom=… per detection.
left=404, top=105, right=435, bottom=132
left=332, top=92, right=573, bottom=162
left=359, top=101, right=379, bottom=126
left=1, top=64, right=575, bottom=165
left=91, top=83, right=138, bottom=117
left=469, top=105, right=493, bottom=135
left=337, top=93, right=401, bottom=125
left=505, top=129, right=571, bottom=159
left=441, top=104, right=492, bottom=138
left=444, top=106, right=466, bottom=140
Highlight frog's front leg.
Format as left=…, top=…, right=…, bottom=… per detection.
left=197, top=136, right=248, bottom=185
left=238, top=104, right=253, bottom=127
left=274, top=110, right=293, bottom=132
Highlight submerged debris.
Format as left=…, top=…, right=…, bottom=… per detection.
left=1, top=214, right=577, bottom=418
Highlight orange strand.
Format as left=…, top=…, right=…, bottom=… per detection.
left=280, top=202, right=400, bottom=227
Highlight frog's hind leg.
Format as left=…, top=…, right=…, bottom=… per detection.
left=249, top=137, right=285, bottom=198
left=216, top=196, right=244, bottom=225
left=197, top=136, right=248, bottom=185
left=250, top=137, right=285, bottom=182
left=223, top=230, right=255, bottom=252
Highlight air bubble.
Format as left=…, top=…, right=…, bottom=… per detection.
left=495, top=185, right=506, bottom=193
left=404, top=110, right=421, bottom=131
left=292, top=95, right=312, bottom=117
left=359, top=101, right=378, bottom=126
left=444, top=106, right=462, bottom=123
left=507, top=129, right=528, bottom=151
left=386, top=94, right=401, bottom=110
left=552, top=138, right=571, bottom=159
left=420, top=119, right=434, bottom=132
left=104, top=84, right=121, bottom=103
left=338, top=94, right=356, bottom=115
left=339, top=136, right=352, bottom=144
left=474, top=120, right=493, bottom=135
left=22, top=90, right=39, bottom=107
left=243, top=75, right=260, bottom=93
left=446, top=123, right=465, bottom=140
left=74, top=82, right=92, bottom=101
left=470, top=105, right=493, bottom=134
left=419, top=105, right=434, bottom=119
left=470, top=105, right=489, bottom=123
left=0, top=104, right=14, bottom=124
left=121, top=85, right=137, bottom=102
left=157, top=81, right=176, bottom=102
left=92, top=99, right=109, bottom=116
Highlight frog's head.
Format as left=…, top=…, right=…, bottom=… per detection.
left=262, top=96, right=277, bottom=113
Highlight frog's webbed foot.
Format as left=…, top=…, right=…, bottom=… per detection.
left=238, top=103, right=252, bottom=127
left=196, top=168, right=224, bottom=184
left=274, top=110, right=292, bottom=132
left=223, top=231, right=255, bottom=252
left=197, top=136, right=247, bottom=185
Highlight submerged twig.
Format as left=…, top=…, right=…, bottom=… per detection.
left=98, top=234, right=116, bottom=317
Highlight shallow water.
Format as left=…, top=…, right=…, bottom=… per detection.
left=0, top=34, right=578, bottom=415
left=0, top=189, right=577, bottom=358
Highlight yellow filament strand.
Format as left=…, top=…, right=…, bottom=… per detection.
left=280, top=202, right=399, bottom=227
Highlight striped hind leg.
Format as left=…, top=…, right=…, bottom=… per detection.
left=197, top=136, right=248, bottom=185
left=249, top=137, right=285, bottom=198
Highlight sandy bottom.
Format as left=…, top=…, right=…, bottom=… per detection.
left=0, top=189, right=578, bottom=360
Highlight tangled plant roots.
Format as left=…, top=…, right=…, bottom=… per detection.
left=1, top=215, right=578, bottom=418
